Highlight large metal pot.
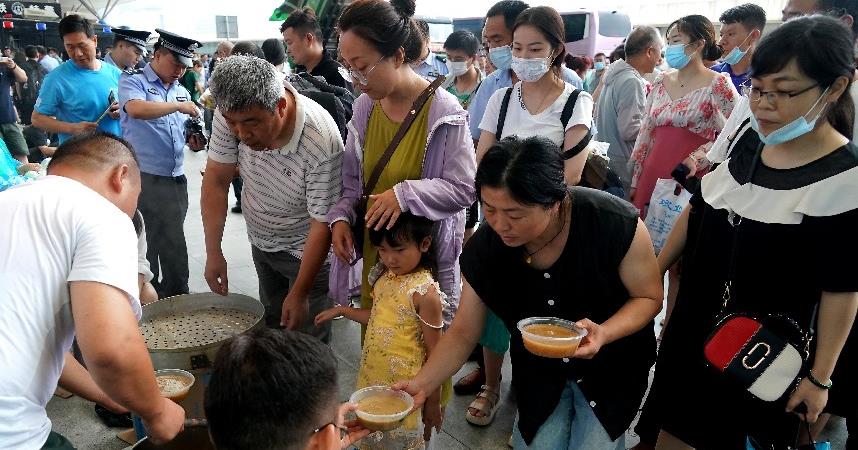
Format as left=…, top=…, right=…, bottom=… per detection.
left=139, top=293, right=264, bottom=419
left=132, top=424, right=213, bottom=450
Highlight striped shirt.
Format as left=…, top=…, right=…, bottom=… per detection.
left=208, top=82, right=344, bottom=258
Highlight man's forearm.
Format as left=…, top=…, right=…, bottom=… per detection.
left=12, top=65, right=27, bottom=83
left=58, top=353, right=122, bottom=410
left=71, top=282, right=165, bottom=420
left=290, top=219, right=332, bottom=298
left=201, top=173, right=230, bottom=257
left=125, top=100, right=180, bottom=120
left=31, top=112, right=72, bottom=135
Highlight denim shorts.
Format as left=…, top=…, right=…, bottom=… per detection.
left=512, top=380, right=624, bottom=450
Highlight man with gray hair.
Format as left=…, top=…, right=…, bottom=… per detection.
left=594, top=25, right=664, bottom=197
left=202, top=55, right=342, bottom=341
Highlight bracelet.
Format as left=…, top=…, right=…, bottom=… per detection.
left=807, top=370, right=833, bottom=390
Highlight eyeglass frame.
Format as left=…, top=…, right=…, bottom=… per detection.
left=348, top=55, right=385, bottom=86
left=312, top=422, right=349, bottom=441
left=743, top=83, right=820, bottom=106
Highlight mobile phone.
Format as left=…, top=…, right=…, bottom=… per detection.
left=0, top=57, right=9, bottom=63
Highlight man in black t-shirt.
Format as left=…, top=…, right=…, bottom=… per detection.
left=281, top=7, right=353, bottom=92
left=0, top=57, right=30, bottom=162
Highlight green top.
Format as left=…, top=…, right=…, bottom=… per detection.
left=359, top=97, right=433, bottom=312
left=445, top=84, right=473, bottom=109
left=180, top=70, right=201, bottom=103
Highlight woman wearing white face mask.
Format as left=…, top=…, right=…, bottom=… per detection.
left=476, top=6, right=594, bottom=187
left=464, top=5, right=594, bottom=430
left=442, top=30, right=484, bottom=110
left=635, top=16, right=858, bottom=450
left=629, top=15, right=738, bottom=218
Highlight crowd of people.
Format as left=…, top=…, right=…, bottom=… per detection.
left=0, top=0, right=857, bottom=449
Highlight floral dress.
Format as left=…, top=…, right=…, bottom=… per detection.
left=357, top=267, right=451, bottom=450
left=629, top=72, right=738, bottom=216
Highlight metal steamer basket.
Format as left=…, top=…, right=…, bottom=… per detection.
left=139, top=293, right=264, bottom=420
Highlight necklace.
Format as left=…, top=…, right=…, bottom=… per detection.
left=519, top=77, right=558, bottom=114
left=524, top=205, right=567, bottom=264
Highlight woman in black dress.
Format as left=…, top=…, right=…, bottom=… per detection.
left=395, top=135, right=664, bottom=449
left=643, top=16, right=858, bottom=449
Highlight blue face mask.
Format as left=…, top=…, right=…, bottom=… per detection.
left=665, top=43, right=691, bottom=70
left=720, top=33, right=753, bottom=66
left=489, top=45, right=513, bottom=71
left=749, top=87, right=829, bottom=145
left=594, top=61, right=606, bottom=71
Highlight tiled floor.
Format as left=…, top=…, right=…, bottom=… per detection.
left=45, top=148, right=848, bottom=449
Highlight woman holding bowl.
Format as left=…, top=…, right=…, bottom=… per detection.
left=396, top=135, right=663, bottom=450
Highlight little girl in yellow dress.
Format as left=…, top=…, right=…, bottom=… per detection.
left=316, top=213, right=451, bottom=450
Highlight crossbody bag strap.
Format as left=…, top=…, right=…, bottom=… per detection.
left=720, top=141, right=765, bottom=313
left=362, top=75, right=446, bottom=198
left=725, top=117, right=753, bottom=159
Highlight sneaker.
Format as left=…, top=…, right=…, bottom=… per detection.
left=231, top=204, right=242, bottom=214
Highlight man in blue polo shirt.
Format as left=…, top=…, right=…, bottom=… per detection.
left=32, top=14, right=121, bottom=143
left=712, top=4, right=766, bottom=93
left=119, top=28, right=201, bottom=298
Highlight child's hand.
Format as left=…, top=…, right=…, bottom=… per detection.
left=314, top=306, right=342, bottom=326
left=422, top=396, right=443, bottom=441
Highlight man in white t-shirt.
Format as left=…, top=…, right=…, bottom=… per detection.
left=0, top=132, right=185, bottom=449
left=202, top=55, right=343, bottom=341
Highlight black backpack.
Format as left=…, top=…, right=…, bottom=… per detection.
left=288, top=72, right=355, bottom=143
left=495, top=86, right=625, bottom=197
left=19, top=60, right=46, bottom=105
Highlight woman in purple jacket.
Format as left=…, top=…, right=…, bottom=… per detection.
left=327, top=0, right=476, bottom=326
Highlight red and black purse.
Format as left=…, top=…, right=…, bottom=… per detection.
left=702, top=143, right=816, bottom=402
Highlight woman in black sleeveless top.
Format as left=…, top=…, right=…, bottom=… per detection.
left=396, top=136, right=663, bottom=449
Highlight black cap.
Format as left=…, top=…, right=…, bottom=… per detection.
left=154, top=28, right=202, bottom=67
left=113, top=29, right=151, bottom=56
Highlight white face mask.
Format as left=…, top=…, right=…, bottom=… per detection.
left=446, top=60, right=469, bottom=77
left=510, top=55, right=551, bottom=82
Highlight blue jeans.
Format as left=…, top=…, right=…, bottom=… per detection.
left=512, top=381, right=624, bottom=450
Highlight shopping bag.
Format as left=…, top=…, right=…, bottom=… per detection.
left=643, top=178, right=691, bottom=254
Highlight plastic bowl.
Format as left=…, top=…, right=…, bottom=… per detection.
left=517, top=317, right=587, bottom=358
left=154, top=369, right=195, bottom=403
left=349, top=386, right=414, bottom=431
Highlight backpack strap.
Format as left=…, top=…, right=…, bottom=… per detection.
left=559, top=88, right=582, bottom=129
left=558, top=88, right=588, bottom=159
left=495, top=87, right=514, bottom=139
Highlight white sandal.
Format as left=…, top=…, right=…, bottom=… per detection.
left=465, top=385, right=500, bottom=426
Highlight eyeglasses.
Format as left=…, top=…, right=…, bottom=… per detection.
left=743, top=83, right=819, bottom=106
left=312, top=422, right=349, bottom=441
left=348, top=56, right=385, bottom=86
